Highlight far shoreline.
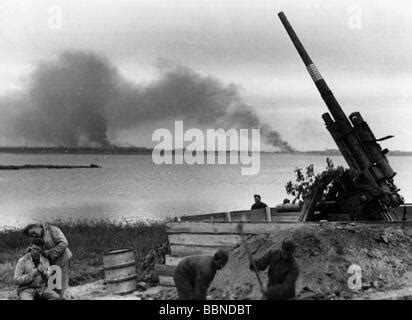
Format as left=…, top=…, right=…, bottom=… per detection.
left=1, top=146, right=412, bottom=156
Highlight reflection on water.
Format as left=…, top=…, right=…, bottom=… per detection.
left=0, top=153, right=411, bottom=227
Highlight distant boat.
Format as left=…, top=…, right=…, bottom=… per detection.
left=0, top=164, right=101, bottom=170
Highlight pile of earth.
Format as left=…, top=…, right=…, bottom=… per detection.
left=208, top=223, right=411, bottom=300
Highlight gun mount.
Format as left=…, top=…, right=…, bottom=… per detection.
left=278, top=12, right=404, bottom=221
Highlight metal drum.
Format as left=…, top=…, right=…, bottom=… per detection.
left=103, top=248, right=137, bottom=294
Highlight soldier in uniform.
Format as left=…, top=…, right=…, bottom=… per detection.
left=14, top=238, right=60, bottom=300
left=173, top=249, right=228, bottom=300
left=250, top=239, right=299, bottom=300
left=23, top=223, right=72, bottom=298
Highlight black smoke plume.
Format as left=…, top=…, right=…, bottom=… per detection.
left=15, top=52, right=116, bottom=147
left=8, top=51, right=293, bottom=151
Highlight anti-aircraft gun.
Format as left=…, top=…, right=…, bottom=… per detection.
left=278, top=12, right=404, bottom=221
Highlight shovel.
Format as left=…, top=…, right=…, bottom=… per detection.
left=237, top=222, right=265, bottom=292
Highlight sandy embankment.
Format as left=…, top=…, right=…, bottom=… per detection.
left=209, top=223, right=412, bottom=300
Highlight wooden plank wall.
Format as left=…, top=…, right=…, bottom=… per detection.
left=178, top=206, right=302, bottom=223
left=156, top=206, right=301, bottom=287
left=176, top=203, right=412, bottom=223
left=393, top=203, right=412, bottom=221
left=156, top=202, right=412, bottom=287
left=156, top=218, right=412, bottom=287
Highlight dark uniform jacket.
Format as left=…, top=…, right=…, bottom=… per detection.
left=251, top=202, right=268, bottom=210
left=173, top=255, right=217, bottom=300
left=252, top=248, right=299, bottom=300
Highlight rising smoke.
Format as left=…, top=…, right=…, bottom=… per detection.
left=7, top=51, right=293, bottom=151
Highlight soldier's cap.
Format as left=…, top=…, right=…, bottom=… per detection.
left=281, top=239, right=296, bottom=254
left=214, top=249, right=228, bottom=263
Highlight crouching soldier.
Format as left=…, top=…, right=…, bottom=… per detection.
left=23, top=223, right=72, bottom=298
left=14, top=238, right=60, bottom=300
left=173, top=249, right=228, bottom=300
left=250, top=239, right=299, bottom=300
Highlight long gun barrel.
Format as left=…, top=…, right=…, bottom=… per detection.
left=277, top=12, right=403, bottom=219
left=278, top=12, right=349, bottom=125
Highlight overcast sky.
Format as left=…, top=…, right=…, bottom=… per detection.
left=1, top=0, right=412, bottom=150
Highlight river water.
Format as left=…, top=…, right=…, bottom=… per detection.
left=1, top=153, right=411, bottom=227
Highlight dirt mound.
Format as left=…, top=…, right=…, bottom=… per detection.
left=209, top=223, right=411, bottom=300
